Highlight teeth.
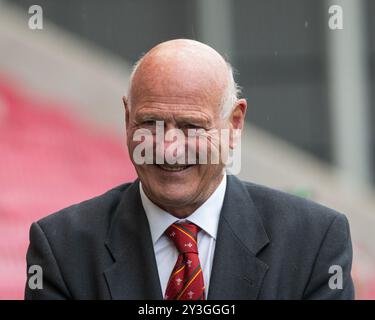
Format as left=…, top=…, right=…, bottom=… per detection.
left=158, top=164, right=188, bottom=172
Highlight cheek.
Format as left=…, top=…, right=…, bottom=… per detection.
left=126, top=128, right=136, bottom=149
left=127, top=139, right=138, bottom=161
left=127, top=129, right=156, bottom=162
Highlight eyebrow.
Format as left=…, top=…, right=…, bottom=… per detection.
left=135, top=113, right=164, bottom=122
left=135, top=112, right=211, bottom=127
left=176, top=117, right=209, bottom=127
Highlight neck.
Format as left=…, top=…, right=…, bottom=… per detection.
left=143, top=173, right=225, bottom=219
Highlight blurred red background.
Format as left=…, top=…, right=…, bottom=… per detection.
left=0, top=75, right=136, bottom=299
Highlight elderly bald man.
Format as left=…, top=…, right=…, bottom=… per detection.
left=25, top=39, right=354, bottom=300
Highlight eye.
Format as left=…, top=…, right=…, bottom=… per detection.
left=142, top=119, right=156, bottom=126
left=183, top=124, right=201, bottom=130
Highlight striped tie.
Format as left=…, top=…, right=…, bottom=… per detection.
left=164, top=222, right=206, bottom=300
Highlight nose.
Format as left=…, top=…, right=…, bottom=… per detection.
left=155, top=126, right=187, bottom=163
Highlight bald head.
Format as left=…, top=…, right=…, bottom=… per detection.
left=127, top=39, right=240, bottom=119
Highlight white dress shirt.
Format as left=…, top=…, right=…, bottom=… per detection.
left=140, top=173, right=227, bottom=298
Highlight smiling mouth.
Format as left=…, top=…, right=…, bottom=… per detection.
left=156, top=163, right=194, bottom=172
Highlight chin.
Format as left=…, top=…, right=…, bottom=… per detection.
left=155, top=187, right=195, bottom=205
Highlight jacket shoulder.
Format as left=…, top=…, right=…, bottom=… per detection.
left=36, top=182, right=133, bottom=236
left=241, top=179, right=347, bottom=231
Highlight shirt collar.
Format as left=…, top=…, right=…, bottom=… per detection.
left=140, top=173, right=227, bottom=244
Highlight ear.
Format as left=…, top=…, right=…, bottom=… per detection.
left=122, top=96, right=130, bottom=131
left=229, top=98, right=247, bottom=149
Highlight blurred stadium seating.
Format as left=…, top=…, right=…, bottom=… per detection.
left=0, top=75, right=136, bottom=299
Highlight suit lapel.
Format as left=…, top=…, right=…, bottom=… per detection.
left=103, top=180, right=163, bottom=299
left=207, top=175, right=270, bottom=300
left=103, top=175, right=269, bottom=300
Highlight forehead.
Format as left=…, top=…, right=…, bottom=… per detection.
left=129, top=53, right=227, bottom=117
left=133, top=69, right=218, bottom=100
left=132, top=97, right=217, bottom=123
left=131, top=86, right=223, bottom=123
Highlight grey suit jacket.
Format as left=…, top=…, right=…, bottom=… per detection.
left=25, top=175, right=354, bottom=299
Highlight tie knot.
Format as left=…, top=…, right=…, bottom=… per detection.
left=165, top=222, right=200, bottom=254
